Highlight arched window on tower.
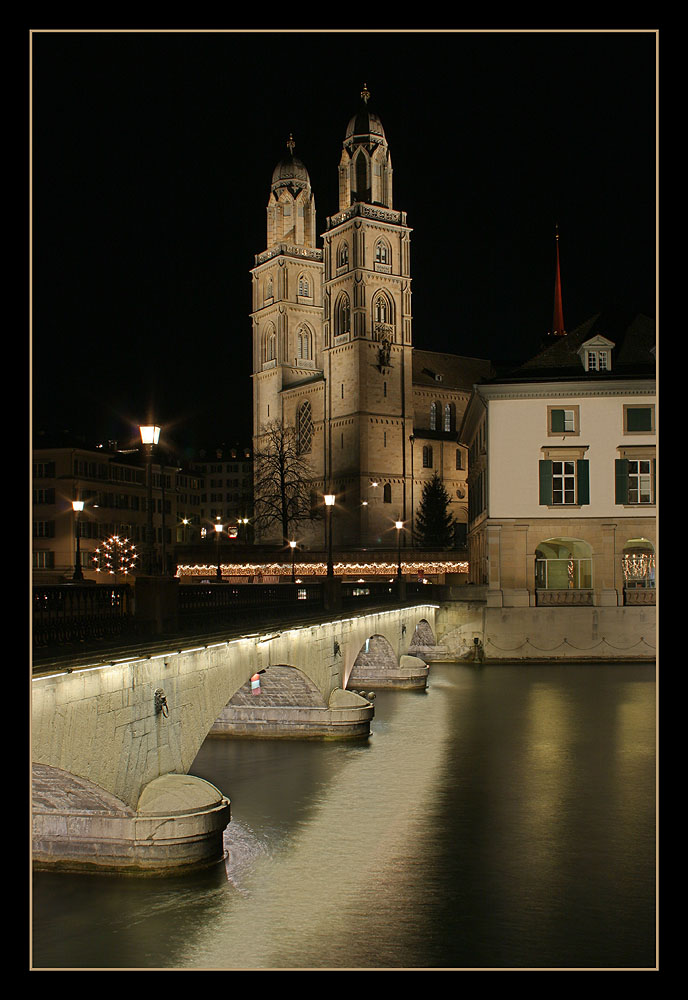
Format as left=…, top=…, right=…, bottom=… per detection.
left=335, top=293, right=351, bottom=336
left=263, top=325, right=277, bottom=364
left=355, top=150, right=368, bottom=202
left=297, top=325, right=312, bottom=361
left=296, top=401, right=313, bottom=454
left=383, top=483, right=392, bottom=504
left=373, top=294, right=388, bottom=325
left=337, top=242, right=349, bottom=269
left=375, top=240, right=390, bottom=265
left=298, top=273, right=311, bottom=297
left=265, top=275, right=273, bottom=302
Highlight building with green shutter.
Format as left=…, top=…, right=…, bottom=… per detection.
left=460, top=310, right=656, bottom=613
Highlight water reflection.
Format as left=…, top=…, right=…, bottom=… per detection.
left=31, top=663, right=656, bottom=970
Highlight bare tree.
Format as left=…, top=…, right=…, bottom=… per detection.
left=253, top=419, right=318, bottom=544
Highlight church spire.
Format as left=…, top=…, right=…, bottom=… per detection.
left=550, top=225, right=566, bottom=337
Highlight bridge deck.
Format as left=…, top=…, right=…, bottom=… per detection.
left=31, top=598, right=438, bottom=675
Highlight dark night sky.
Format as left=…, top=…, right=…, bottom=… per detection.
left=30, top=28, right=657, bottom=457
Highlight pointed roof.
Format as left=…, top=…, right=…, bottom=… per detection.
left=344, top=83, right=387, bottom=146
left=550, top=226, right=566, bottom=337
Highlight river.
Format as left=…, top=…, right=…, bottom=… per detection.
left=31, top=661, right=656, bottom=970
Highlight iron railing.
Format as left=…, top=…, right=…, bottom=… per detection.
left=32, top=584, right=134, bottom=647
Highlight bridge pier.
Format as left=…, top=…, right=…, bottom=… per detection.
left=32, top=765, right=230, bottom=875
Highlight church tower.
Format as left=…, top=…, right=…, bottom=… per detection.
left=322, top=85, right=414, bottom=547
left=250, top=136, right=325, bottom=542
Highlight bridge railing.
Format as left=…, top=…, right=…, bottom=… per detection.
left=177, top=582, right=323, bottom=629
left=32, top=584, right=135, bottom=647
left=32, top=579, right=441, bottom=651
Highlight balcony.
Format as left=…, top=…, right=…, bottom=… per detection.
left=536, top=589, right=594, bottom=607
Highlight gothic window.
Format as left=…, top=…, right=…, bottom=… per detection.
left=444, top=403, right=455, bottom=432
left=296, top=401, right=313, bottom=454
left=265, top=275, right=273, bottom=302
left=297, top=325, right=312, bottom=360
left=335, top=293, right=350, bottom=335
left=375, top=240, right=390, bottom=264
left=355, top=150, right=368, bottom=201
left=383, top=483, right=392, bottom=504
left=263, top=325, right=277, bottom=363
left=430, top=402, right=437, bottom=430
left=373, top=293, right=388, bottom=325
left=337, top=242, right=349, bottom=268
left=298, top=273, right=311, bottom=297
left=423, top=445, right=433, bottom=468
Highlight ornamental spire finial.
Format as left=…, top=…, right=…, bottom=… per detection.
left=361, top=83, right=370, bottom=104
left=286, top=133, right=295, bottom=154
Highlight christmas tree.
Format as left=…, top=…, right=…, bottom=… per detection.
left=415, top=472, right=455, bottom=548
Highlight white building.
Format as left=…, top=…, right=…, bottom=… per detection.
left=461, top=310, right=656, bottom=610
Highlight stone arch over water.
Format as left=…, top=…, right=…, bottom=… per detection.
left=408, top=618, right=436, bottom=653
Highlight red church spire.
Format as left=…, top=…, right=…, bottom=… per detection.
left=550, top=224, right=566, bottom=337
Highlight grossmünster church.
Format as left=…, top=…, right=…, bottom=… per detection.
left=250, top=86, right=492, bottom=549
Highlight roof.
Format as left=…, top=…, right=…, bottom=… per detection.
left=412, top=349, right=494, bottom=393
left=497, top=309, right=656, bottom=383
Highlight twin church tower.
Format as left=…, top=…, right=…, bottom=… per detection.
left=250, top=86, right=489, bottom=549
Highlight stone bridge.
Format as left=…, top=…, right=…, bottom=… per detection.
left=32, top=603, right=438, bottom=875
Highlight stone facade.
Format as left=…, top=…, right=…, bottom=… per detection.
left=251, top=89, right=492, bottom=550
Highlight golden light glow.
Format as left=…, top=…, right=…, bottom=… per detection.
left=139, top=425, right=161, bottom=445
left=176, top=559, right=468, bottom=578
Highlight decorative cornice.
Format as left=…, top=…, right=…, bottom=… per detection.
left=256, top=244, right=323, bottom=265
left=476, top=379, right=655, bottom=401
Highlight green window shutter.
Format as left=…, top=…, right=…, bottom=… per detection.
left=576, top=460, right=590, bottom=505
left=615, top=459, right=629, bottom=504
left=627, top=407, right=652, bottom=432
left=550, top=409, right=566, bottom=433
left=539, top=460, right=553, bottom=505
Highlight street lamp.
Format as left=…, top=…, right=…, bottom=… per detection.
left=71, top=499, right=85, bottom=581
left=324, top=493, right=335, bottom=578
left=395, top=518, right=404, bottom=593
left=139, top=424, right=161, bottom=575
left=214, top=520, right=224, bottom=580
left=289, top=539, right=297, bottom=582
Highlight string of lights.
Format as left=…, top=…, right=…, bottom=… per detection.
left=176, top=560, right=469, bottom=578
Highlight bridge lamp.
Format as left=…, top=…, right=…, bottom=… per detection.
left=214, top=520, right=224, bottom=580
left=71, top=499, right=85, bottom=581
left=324, top=493, right=335, bottom=578
left=395, top=519, right=404, bottom=582
left=289, top=539, right=297, bottom=582
left=139, top=424, right=161, bottom=575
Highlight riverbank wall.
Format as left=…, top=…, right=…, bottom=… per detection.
left=436, top=589, right=656, bottom=662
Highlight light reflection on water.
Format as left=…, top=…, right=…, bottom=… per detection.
left=31, top=663, right=656, bottom=970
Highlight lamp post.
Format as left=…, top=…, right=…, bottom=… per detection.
left=139, top=424, right=160, bottom=575
left=324, top=493, right=335, bottom=578
left=214, top=520, right=224, bottom=580
left=72, top=499, right=84, bottom=581
left=289, top=539, right=297, bottom=582
left=395, top=518, right=404, bottom=598
left=409, top=435, right=415, bottom=545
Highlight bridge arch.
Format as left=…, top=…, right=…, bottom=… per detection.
left=32, top=605, right=438, bottom=809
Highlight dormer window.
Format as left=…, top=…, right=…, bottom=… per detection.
left=578, top=334, right=615, bottom=373
left=586, top=349, right=610, bottom=371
